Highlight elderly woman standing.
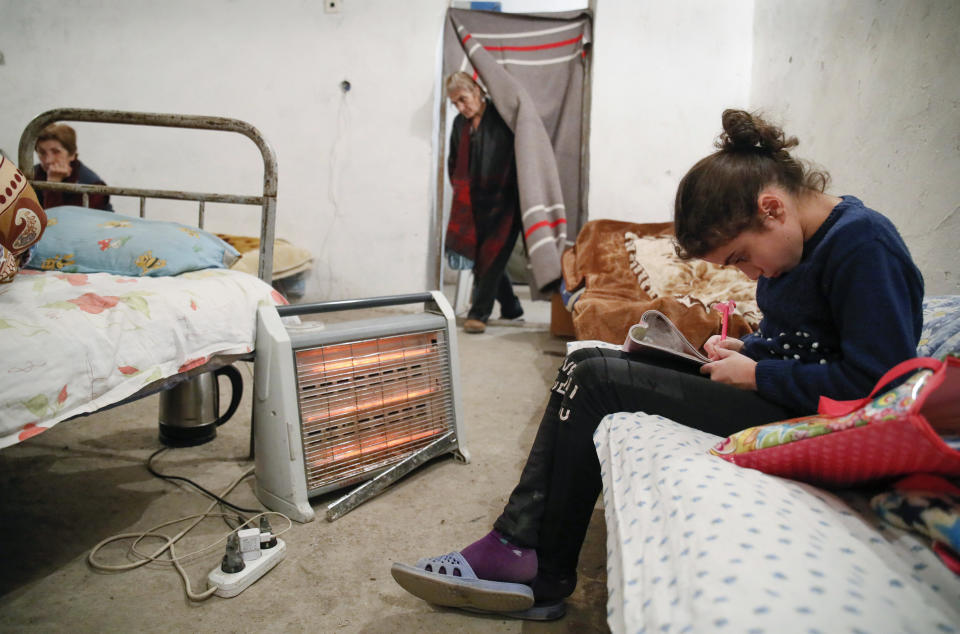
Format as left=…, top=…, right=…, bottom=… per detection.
left=34, top=123, right=113, bottom=212
left=445, top=72, right=524, bottom=334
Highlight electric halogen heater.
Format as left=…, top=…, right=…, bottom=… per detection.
left=253, top=292, right=468, bottom=523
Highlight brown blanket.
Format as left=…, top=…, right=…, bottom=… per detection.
left=562, top=219, right=755, bottom=351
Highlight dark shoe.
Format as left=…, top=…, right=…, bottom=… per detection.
left=500, top=302, right=524, bottom=321
left=464, top=319, right=486, bottom=334
left=531, top=570, right=577, bottom=602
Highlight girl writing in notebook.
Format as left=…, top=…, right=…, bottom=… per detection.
left=391, top=109, right=925, bottom=620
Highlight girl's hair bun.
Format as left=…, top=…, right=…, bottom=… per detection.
left=674, top=107, right=830, bottom=259
left=717, top=109, right=798, bottom=154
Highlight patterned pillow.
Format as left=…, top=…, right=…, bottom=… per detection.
left=919, top=295, right=960, bottom=359
left=26, top=205, right=239, bottom=277
left=871, top=473, right=960, bottom=574
left=217, top=233, right=313, bottom=280
left=624, top=233, right=762, bottom=328
left=0, top=156, right=46, bottom=287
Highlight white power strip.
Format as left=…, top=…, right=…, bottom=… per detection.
left=207, top=538, right=286, bottom=598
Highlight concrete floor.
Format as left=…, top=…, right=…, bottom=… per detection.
left=0, top=290, right=610, bottom=633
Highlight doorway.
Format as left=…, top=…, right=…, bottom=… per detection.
left=433, top=7, right=593, bottom=328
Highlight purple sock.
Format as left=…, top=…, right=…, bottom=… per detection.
left=460, top=530, right=538, bottom=583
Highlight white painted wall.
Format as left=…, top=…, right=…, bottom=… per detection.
left=0, top=0, right=447, bottom=301
left=750, top=0, right=960, bottom=295
left=3, top=1, right=953, bottom=300
left=588, top=1, right=755, bottom=224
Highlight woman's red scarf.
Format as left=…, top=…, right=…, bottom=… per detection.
left=445, top=116, right=519, bottom=277
left=445, top=122, right=477, bottom=265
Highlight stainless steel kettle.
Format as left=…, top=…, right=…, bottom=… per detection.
left=158, top=365, right=243, bottom=447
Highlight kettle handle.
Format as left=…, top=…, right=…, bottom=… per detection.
left=213, top=365, right=244, bottom=427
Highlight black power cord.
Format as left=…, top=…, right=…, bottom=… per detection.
left=147, top=447, right=262, bottom=515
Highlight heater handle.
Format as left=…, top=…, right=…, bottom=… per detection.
left=275, top=292, right=436, bottom=317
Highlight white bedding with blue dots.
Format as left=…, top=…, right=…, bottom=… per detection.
left=595, top=413, right=960, bottom=634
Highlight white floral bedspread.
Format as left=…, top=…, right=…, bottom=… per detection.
left=595, top=413, right=960, bottom=634
left=0, top=269, right=285, bottom=448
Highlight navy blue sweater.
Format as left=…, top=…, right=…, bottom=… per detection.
left=741, top=195, right=924, bottom=415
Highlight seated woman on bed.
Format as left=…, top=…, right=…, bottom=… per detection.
left=34, top=123, right=113, bottom=212
left=390, top=109, right=925, bottom=621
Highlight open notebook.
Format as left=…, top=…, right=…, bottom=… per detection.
left=624, top=309, right=710, bottom=366
left=565, top=309, right=710, bottom=367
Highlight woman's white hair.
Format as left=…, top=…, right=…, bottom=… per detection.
left=445, top=71, right=484, bottom=98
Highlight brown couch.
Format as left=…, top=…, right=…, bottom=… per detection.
left=560, top=219, right=757, bottom=351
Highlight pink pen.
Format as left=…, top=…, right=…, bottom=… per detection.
left=716, top=300, right=736, bottom=341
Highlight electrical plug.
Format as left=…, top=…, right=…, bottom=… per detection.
left=238, top=527, right=261, bottom=562
left=221, top=533, right=245, bottom=573
left=260, top=516, right=278, bottom=549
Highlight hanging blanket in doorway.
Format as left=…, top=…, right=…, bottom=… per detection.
left=443, top=8, right=592, bottom=293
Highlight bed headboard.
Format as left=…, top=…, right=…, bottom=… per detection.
left=17, top=108, right=278, bottom=282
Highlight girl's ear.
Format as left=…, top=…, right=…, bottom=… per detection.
left=757, top=190, right=785, bottom=221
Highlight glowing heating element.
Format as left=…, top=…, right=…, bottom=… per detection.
left=293, top=329, right=455, bottom=492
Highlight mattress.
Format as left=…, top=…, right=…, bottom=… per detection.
left=0, top=268, right=285, bottom=448
left=595, top=412, right=960, bottom=634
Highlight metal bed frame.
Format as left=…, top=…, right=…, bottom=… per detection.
left=13, top=108, right=281, bottom=421
left=17, top=108, right=279, bottom=283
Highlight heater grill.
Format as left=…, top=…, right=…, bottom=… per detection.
left=254, top=292, right=467, bottom=523
left=295, top=329, right=454, bottom=491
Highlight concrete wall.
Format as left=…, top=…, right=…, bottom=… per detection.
left=1, top=0, right=753, bottom=302
left=0, top=0, right=447, bottom=301
left=2, top=1, right=954, bottom=298
left=588, top=1, right=754, bottom=224
left=751, top=0, right=960, bottom=295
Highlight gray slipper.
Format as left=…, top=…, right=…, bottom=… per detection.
left=391, top=552, right=534, bottom=613
left=463, top=599, right=567, bottom=621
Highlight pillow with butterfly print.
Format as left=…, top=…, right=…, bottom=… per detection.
left=26, top=205, right=239, bottom=277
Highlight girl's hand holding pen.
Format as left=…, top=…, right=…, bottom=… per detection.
left=701, top=345, right=757, bottom=390
left=703, top=298, right=754, bottom=389
left=703, top=334, right=744, bottom=361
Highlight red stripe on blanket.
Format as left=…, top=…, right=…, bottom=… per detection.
left=462, top=34, right=473, bottom=44
left=484, top=35, right=582, bottom=52
left=524, top=217, right=567, bottom=239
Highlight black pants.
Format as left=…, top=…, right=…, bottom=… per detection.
left=468, top=224, right=522, bottom=322
left=493, top=347, right=795, bottom=577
